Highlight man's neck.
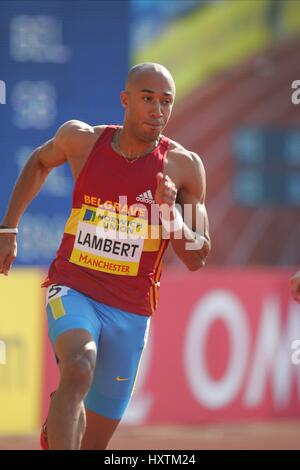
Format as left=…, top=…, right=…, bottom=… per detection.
left=117, top=126, right=159, bottom=159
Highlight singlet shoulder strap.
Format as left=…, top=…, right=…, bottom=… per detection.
left=91, top=125, right=119, bottom=151
left=73, top=125, right=118, bottom=192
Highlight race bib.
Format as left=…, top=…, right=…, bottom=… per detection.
left=46, top=284, right=70, bottom=306
left=69, top=204, right=147, bottom=276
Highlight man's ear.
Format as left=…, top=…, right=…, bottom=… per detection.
left=120, top=90, right=128, bottom=109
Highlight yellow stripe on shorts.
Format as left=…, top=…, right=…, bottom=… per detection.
left=49, top=297, right=66, bottom=320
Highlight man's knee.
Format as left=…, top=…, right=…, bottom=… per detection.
left=54, top=330, right=97, bottom=396
left=60, top=351, right=96, bottom=395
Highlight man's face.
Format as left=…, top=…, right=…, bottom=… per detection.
left=122, top=71, right=175, bottom=142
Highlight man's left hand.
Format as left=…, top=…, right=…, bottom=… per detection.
left=155, top=172, right=177, bottom=206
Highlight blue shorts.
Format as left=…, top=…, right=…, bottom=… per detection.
left=45, top=284, right=150, bottom=420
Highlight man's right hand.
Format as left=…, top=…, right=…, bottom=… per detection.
left=0, top=234, right=17, bottom=276
left=290, top=270, right=300, bottom=302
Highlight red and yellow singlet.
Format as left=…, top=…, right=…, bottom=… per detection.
left=42, top=126, right=170, bottom=316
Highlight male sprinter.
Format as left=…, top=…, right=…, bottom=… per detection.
left=0, top=63, right=210, bottom=450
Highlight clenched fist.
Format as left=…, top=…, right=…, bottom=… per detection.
left=0, top=234, right=17, bottom=276
left=155, top=172, right=177, bottom=206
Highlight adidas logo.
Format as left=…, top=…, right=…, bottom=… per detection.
left=136, top=190, right=155, bottom=204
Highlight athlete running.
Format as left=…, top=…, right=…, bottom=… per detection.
left=0, top=63, right=210, bottom=449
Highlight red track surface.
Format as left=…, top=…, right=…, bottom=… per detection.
left=0, top=422, right=299, bottom=450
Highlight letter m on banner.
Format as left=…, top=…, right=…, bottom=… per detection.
left=0, top=340, right=6, bottom=364
left=0, top=80, right=6, bottom=104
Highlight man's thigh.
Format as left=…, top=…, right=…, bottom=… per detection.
left=84, top=303, right=150, bottom=420
left=46, top=284, right=101, bottom=347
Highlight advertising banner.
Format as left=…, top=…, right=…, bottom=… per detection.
left=123, top=269, right=300, bottom=424
left=0, top=0, right=129, bottom=266
left=0, top=269, right=43, bottom=434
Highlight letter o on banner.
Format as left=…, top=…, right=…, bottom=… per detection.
left=184, top=290, right=250, bottom=408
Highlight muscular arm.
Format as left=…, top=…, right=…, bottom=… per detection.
left=171, top=152, right=210, bottom=271
left=1, top=119, right=98, bottom=227
left=156, top=150, right=211, bottom=271
left=0, top=119, right=98, bottom=274
left=2, top=137, right=66, bottom=228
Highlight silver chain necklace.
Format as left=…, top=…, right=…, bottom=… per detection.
left=113, top=128, right=159, bottom=163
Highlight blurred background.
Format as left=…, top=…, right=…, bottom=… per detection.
left=1, top=0, right=300, bottom=449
